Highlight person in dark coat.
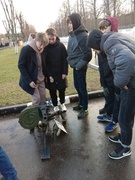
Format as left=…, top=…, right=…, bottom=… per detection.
left=42, top=28, right=68, bottom=112
left=18, top=32, right=48, bottom=105
left=96, top=17, right=121, bottom=133
left=67, top=13, right=92, bottom=119
left=87, top=29, right=135, bottom=160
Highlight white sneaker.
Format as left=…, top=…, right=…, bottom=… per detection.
left=54, top=106, right=60, bottom=112
left=60, top=103, right=67, bottom=112
left=38, top=121, right=42, bottom=125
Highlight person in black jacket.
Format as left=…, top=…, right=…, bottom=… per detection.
left=67, top=13, right=92, bottom=119
left=96, top=17, right=120, bottom=133
left=18, top=32, right=48, bottom=105
left=42, top=28, right=68, bottom=112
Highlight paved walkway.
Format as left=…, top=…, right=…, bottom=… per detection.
left=0, top=97, right=135, bottom=180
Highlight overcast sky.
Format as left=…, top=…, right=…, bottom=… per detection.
left=0, top=0, right=73, bottom=34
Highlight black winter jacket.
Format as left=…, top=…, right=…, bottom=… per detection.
left=18, top=45, right=45, bottom=95
left=42, top=37, right=68, bottom=90
left=98, top=52, right=114, bottom=88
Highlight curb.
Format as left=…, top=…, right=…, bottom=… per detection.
left=0, top=90, right=103, bottom=115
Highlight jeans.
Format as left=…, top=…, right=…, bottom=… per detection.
left=0, top=146, right=17, bottom=180
left=112, top=87, right=121, bottom=123
left=119, top=88, right=135, bottom=146
left=104, top=86, right=115, bottom=116
left=73, top=68, right=88, bottom=110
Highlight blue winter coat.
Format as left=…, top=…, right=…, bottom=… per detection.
left=101, top=32, right=135, bottom=89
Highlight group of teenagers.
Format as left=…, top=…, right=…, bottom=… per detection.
left=1, top=11, right=135, bottom=180
left=18, top=13, right=135, bottom=161
left=17, top=12, right=135, bottom=161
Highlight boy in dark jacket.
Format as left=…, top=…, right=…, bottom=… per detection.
left=42, top=28, right=68, bottom=112
left=67, top=13, right=92, bottom=119
left=18, top=32, right=48, bottom=105
left=87, top=29, right=135, bottom=160
left=96, top=17, right=121, bottom=133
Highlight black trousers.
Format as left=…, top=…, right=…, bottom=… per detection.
left=49, top=89, right=65, bottom=106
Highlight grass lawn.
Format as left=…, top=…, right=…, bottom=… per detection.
left=0, top=47, right=102, bottom=107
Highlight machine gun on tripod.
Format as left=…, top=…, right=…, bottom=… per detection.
left=18, top=101, right=67, bottom=160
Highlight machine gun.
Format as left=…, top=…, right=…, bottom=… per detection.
left=18, top=101, right=67, bottom=160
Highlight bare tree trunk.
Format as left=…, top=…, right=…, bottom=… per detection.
left=1, top=0, right=18, bottom=53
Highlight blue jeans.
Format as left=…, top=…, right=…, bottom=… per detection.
left=112, top=87, right=121, bottom=123
left=119, top=88, right=135, bottom=146
left=104, top=86, right=115, bottom=116
left=73, top=68, right=88, bottom=110
left=0, top=146, right=17, bottom=180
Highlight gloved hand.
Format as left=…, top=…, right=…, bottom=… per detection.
left=103, top=87, right=110, bottom=97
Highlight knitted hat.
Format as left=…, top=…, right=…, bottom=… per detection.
left=69, top=13, right=81, bottom=31
left=87, top=29, right=103, bottom=50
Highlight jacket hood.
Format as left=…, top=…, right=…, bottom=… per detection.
left=87, top=29, right=103, bottom=50
left=105, top=17, right=119, bottom=32
left=69, top=13, right=81, bottom=31
left=27, top=38, right=40, bottom=53
left=69, top=25, right=88, bottom=35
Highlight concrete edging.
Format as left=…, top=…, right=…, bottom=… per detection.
left=0, top=90, right=103, bottom=115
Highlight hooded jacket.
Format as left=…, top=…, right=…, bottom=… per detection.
left=67, top=13, right=92, bottom=70
left=105, top=17, right=119, bottom=32
left=100, top=32, right=135, bottom=89
left=88, top=17, right=119, bottom=88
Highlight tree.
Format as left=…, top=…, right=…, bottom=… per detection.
left=0, top=0, right=18, bottom=53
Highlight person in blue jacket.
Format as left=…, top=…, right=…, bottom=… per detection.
left=87, top=29, right=135, bottom=160
left=66, top=13, right=92, bottom=119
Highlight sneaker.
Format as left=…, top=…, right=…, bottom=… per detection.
left=105, top=122, right=118, bottom=132
left=73, top=104, right=82, bottom=111
left=77, top=109, right=88, bottom=119
left=108, top=133, right=121, bottom=144
left=54, top=106, right=60, bottom=112
left=97, top=114, right=112, bottom=122
left=60, top=103, right=67, bottom=112
left=99, top=107, right=106, bottom=114
left=108, top=145, right=132, bottom=160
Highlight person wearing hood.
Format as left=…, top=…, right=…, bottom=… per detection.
left=87, top=28, right=135, bottom=160
left=18, top=32, right=49, bottom=105
left=42, top=28, right=68, bottom=112
left=96, top=17, right=121, bottom=133
left=67, top=13, right=92, bottom=119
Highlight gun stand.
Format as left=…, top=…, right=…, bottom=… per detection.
left=41, top=123, right=50, bottom=160
left=38, top=104, right=67, bottom=160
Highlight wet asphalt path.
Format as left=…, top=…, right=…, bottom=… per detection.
left=0, top=97, right=135, bottom=180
